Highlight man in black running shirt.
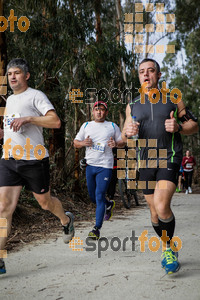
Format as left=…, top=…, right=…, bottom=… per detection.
left=122, top=58, right=198, bottom=274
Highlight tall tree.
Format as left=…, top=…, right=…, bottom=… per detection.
left=0, top=0, right=7, bottom=77
left=0, top=0, right=7, bottom=136
left=162, top=0, right=200, bottom=164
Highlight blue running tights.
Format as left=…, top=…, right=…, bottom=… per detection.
left=86, top=165, right=112, bottom=229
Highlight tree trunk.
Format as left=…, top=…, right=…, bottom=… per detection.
left=65, top=0, right=81, bottom=192
left=115, top=0, right=128, bottom=88
left=94, top=0, right=102, bottom=43
left=145, top=31, right=150, bottom=58
left=0, top=0, right=7, bottom=132
left=115, top=0, right=122, bottom=78
left=115, top=0, right=128, bottom=129
left=74, top=103, right=80, bottom=192
left=119, top=111, right=124, bottom=131
left=0, top=0, right=7, bottom=77
left=41, top=3, right=65, bottom=182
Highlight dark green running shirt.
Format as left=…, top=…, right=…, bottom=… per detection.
left=129, top=92, right=183, bottom=165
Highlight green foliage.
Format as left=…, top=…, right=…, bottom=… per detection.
left=175, top=0, right=200, bottom=33
left=162, top=0, right=200, bottom=165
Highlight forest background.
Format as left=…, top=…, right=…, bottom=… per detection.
left=0, top=0, right=200, bottom=202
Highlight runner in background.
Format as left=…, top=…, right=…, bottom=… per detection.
left=74, top=101, right=124, bottom=239
left=106, top=147, right=117, bottom=207
left=176, top=164, right=184, bottom=193
left=182, top=150, right=196, bottom=194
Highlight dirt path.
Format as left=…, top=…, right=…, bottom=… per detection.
left=1, top=193, right=200, bottom=300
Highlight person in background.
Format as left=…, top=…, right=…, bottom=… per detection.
left=74, top=101, right=124, bottom=239
left=176, top=164, right=184, bottom=192
left=182, top=150, right=196, bottom=194
left=106, top=147, right=117, bottom=208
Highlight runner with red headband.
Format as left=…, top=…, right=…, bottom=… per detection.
left=74, top=101, right=124, bottom=239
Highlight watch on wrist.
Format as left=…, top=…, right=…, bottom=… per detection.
left=177, top=124, right=183, bottom=133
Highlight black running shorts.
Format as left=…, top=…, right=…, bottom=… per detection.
left=139, top=162, right=180, bottom=195
left=0, top=158, right=50, bottom=194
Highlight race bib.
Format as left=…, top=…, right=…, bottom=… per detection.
left=92, top=142, right=105, bottom=153
left=4, top=113, right=24, bottom=133
left=186, top=163, right=193, bottom=169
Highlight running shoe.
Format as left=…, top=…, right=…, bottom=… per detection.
left=88, top=226, right=100, bottom=240
left=188, top=187, right=192, bottom=194
left=161, top=246, right=178, bottom=268
left=161, top=242, right=179, bottom=268
left=185, top=189, right=188, bottom=194
left=161, top=249, right=180, bottom=274
left=63, top=212, right=75, bottom=244
left=176, top=187, right=179, bottom=192
left=0, top=259, right=6, bottom=275
left=104, top=200, right=115, bottom=221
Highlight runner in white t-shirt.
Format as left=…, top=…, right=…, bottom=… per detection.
left=74, top=101, right=124, bottom=239
left=0, top=58, right=74, bottom=275
left=3, top=87, right=54, bottom=160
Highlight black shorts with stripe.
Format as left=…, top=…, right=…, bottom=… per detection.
left=139, top=162, right=180, bottom=195
left=0, top=158, right=50, bottom=194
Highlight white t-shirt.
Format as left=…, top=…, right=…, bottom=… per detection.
left=75, top=120, right=122, bottom=169
left=3, top=87, right=55, bottom=160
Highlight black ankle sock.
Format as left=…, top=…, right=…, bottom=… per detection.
left=152, top=222, right=162, bottom=238
left=158, top=214, right=175, bottom=246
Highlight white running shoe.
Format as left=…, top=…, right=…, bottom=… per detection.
left=188, top=187, right=192, bottom=193
left=63, top=212, right=75, bottom=244
left=185, top=190, right=188, bottom=194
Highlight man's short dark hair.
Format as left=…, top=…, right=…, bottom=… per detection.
left=139, top=58, right=160, bottom=74
left=6, top=58, right=29, bottom=74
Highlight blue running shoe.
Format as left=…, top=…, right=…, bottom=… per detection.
left=161, top=243, right=178, bottom=268
left=63, top=212, right=75, bottom=244
left=0, top=259, right=6, bottom=275
left=88, top=226, right=100, bottom=240
left=104, top=200, right=115, bottom=221
left=161, top=249, right=180, bottom=274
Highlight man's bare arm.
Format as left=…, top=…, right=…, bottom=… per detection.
left=74, top=136, right=93, bottom=148
left=10, top=110, right=61, bottom=132
left=177, top=100, right=198, bottom=135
